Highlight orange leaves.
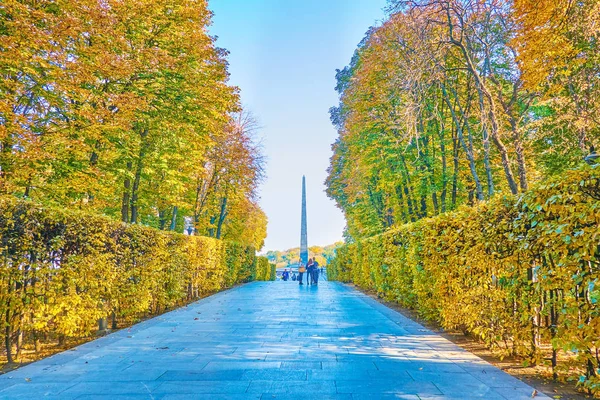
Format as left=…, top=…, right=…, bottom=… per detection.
left=512, top=0, right=577, bottom=90
left=512, top=0, right=600, bottom=170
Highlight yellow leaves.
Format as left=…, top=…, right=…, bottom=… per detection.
left=0, top=0, right=258, bottom=246
left=513, top=0, right=593, bottom=86
left=255, top=257, right=276, bottom=282
left=330, top=166, right=600, bottom=393
left=0, top=196, right=260, bottom=351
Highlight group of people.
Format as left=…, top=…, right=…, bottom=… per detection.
left=280, top=258, right=324, bottom=285
left=298, top=258, right=320, bottom=286
left=281, top=269, right=295, bottom=281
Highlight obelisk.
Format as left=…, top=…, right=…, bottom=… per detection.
left=300, top=176, right=308, bottom=266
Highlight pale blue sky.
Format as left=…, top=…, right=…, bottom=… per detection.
left=209, top=0, right=387, bottom=252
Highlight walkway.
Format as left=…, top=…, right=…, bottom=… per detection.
left=0, top=281, right=548, bottom=399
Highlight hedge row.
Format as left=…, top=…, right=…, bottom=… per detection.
left=329, top=166, right=600, bottom=393
left=256, top=257, right=277, bottom=281
left=0, top=197, right=265, bottom=364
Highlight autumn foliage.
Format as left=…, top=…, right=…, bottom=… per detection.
left=329, top=166, right=600, bottom=393
left=0, top=0, right=271, bottom=368
left=328, top=0, right=600, bottom=240
left=0, top=0, right=266, bottom=249
left=0, top=196, right=273, bottom=365
left=256, top=257, right=277, bottom=282
left=328, top=2, right=600, bottom=392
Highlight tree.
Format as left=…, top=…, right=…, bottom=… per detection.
left=192, top=110, right=266, bottom=247
left=328, top=0, right=597, bottom=241
left=513, top=0, right=600, bottom=173
left=0, top=0, right=267, bottom=248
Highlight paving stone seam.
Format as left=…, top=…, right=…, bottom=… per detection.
left=0, top=281, right=552, bottom=399
left=339, top=282, right=550, bottom=400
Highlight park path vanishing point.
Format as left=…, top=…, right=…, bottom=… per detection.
left=0, top=280, right=549, bottom=400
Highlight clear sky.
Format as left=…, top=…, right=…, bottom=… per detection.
left=209, top=0, right=388, bottom=252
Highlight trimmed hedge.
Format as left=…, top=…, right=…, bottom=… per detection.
left=0, top=197, right=258, bottom=363
left=256, top=257, right=277, bottom=281
left=270, top=262, right=276, bottom=281
left=329, top=166, right=600, bottom=393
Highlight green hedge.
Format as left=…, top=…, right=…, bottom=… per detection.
left=0, top=197, right=258, bottom=363
left=270, top=262, right=276, bottom=281
left=329, top=167, right=600, bottom=393
left=255, top=257, right=276, bottom=281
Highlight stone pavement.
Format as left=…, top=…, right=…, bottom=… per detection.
left=0, top=280, right=549, bottom=400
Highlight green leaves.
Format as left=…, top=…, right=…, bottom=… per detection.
left=0, top=0, right=265, bottom=250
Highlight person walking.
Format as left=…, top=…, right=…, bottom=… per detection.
left=312, top=259, right=320, bottom=285
left=298, top=263, right=305, bottom=285
left=282, top=269, right=289, bottom=281
left=306, top=259, right=314, bottom=285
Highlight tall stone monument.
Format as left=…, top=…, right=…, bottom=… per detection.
left=300, top=176, right=308, bottom=266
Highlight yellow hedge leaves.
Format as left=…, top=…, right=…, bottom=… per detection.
left=330, top=166, right=600, bottom=393
left=256, top=257, right=277, bottom=282
left=0, top=197, right=272, bottom=363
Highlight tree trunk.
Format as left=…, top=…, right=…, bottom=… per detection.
left=169, top=206, right=178, bottom=231
left=121, top=162, right=132, bottom=223
left=399, top=155, right=417, bottom=221
left=194, top=168, right=219, bottom=224
left=496, top=79, right=529, bottom=192
left=417, top=115, right=438, bottom=216
left=451, top=126, right=459, bottom=208
left=441, top=83, right=484, bottom=201
left=395, top=185, right=408, bottom=223
left=130, top=129, right=149, bottom=224
left=444, top=5, right=519, bottom=194
left=0, top=136, right=14, bottom=194
left=216, top=197, right=228, bottom=239
left=158, top=209, right=167, bottom=230
left=368, top=184, right=388, bottom=228
left=87, top=144, right=99, bottom=202
left=420, top=194, right=428, bottom=217
left=451, top=119, right=460, bottom=209
left=208, top=215, right=217, bottom=237
left=403, top=185, right=416, bottom=222
left=478, top=91, right=495, bottom=196
left=193, top=177, right=203, bottom=224
left=508, top=115, right=528, bottom=191
left=549, top=289, right=558, bottom=380
left=23, top=181, right=30, bottom=198
left=439, top=126, right=448, bottom=213
left=568, top=81, right=588, bottom=152
left=455, top=39, right=519, bottom=194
